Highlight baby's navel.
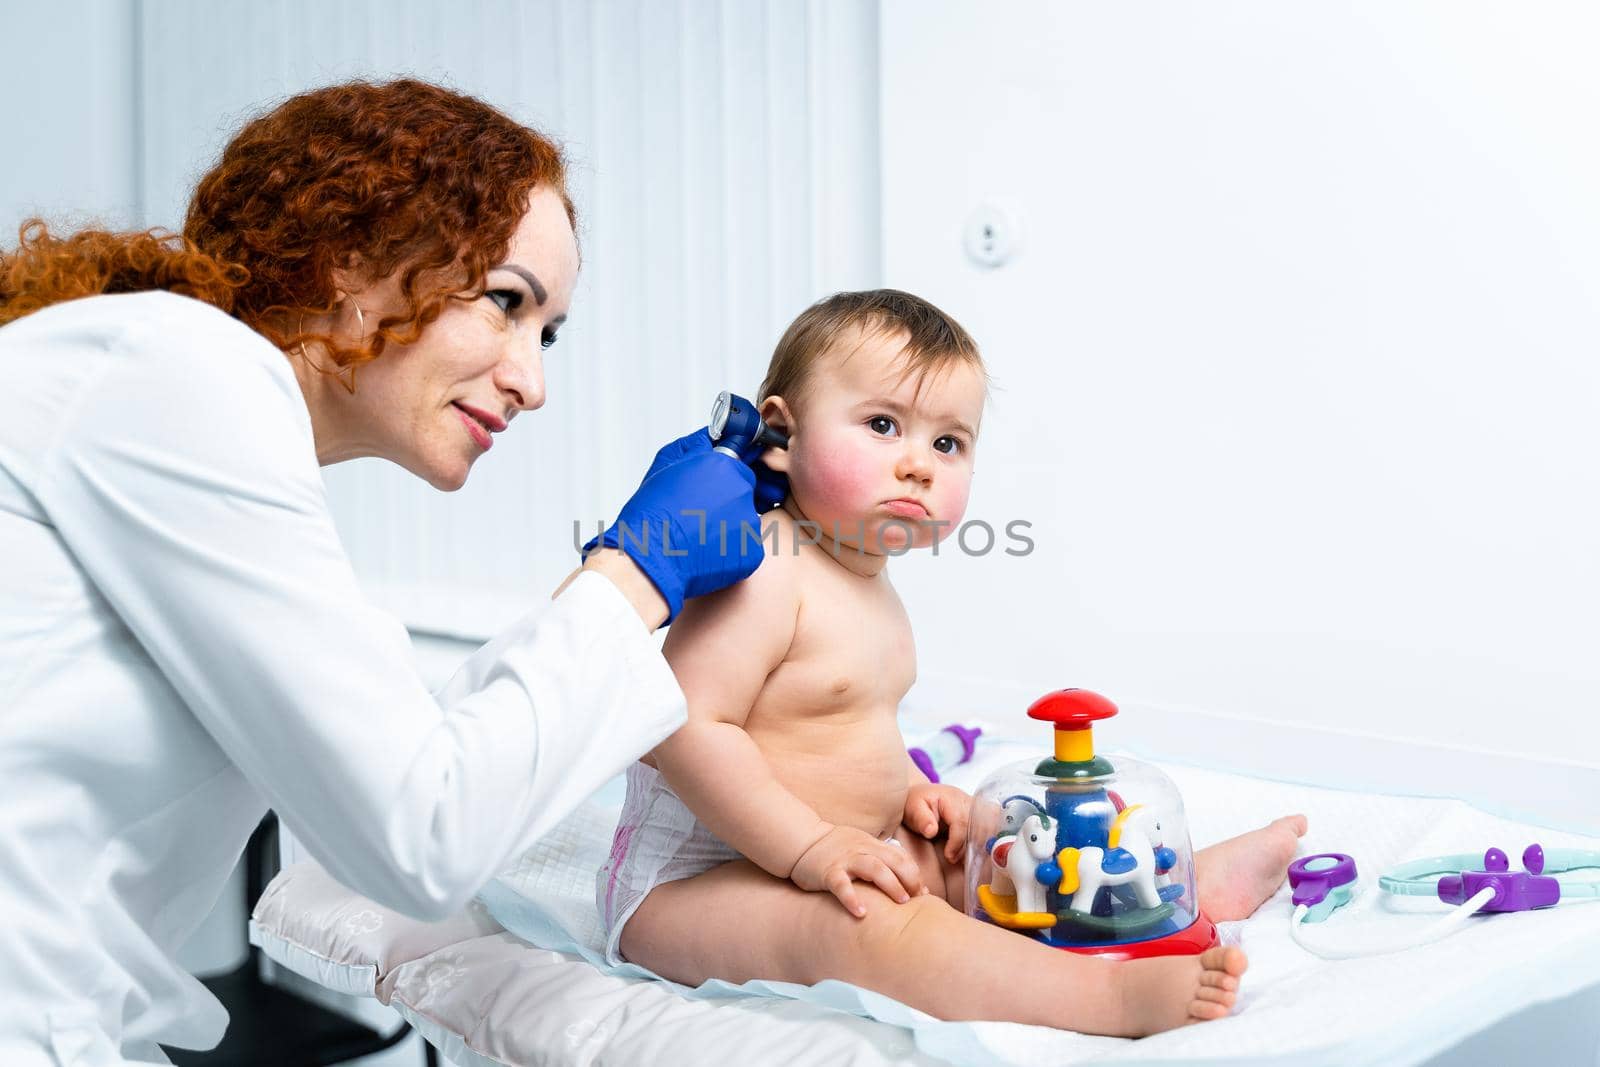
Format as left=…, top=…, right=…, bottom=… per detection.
left=829, top=677, right=851, bottom=696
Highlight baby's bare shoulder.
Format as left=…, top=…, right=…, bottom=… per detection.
left=747, top=508, right=805, bottom=592
left=658, top=508, right=808, bottom=728
left=663, top=509, right=801, bottom=665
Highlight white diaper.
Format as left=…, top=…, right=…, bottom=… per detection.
left=595, top=762, right=907, bottom=966
left=595, top=761, right=744, bottom=965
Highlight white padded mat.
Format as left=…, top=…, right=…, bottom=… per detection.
left=481, top=740, right=1600, bottom=1067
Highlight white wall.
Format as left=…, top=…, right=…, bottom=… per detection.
left=882, top=2, right=1600, bottom=776
left=0, top=1, right=140, bottom=237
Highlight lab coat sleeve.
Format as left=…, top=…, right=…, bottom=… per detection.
left=34, top=306, right=687, bottom=919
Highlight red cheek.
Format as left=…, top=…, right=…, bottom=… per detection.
left=800, top=441, right=878, bottom=515
left=931, top=480, right=972, bottom=527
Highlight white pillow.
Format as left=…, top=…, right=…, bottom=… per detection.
left=249, top=860, right=502, bottom=1002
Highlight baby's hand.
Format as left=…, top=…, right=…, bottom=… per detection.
left=790, top=825, right=926, bottom=918
left=904, top=783, right=971, bottom=864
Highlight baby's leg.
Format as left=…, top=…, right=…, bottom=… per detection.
left=895, top=824, right=966, bottom=910
left=620, top=859, right=1246, bottom=1037
left=1194, top=815, right=1308, bottom=922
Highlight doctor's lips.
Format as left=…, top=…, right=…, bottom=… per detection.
left=453, top=402, right=507, bottom=451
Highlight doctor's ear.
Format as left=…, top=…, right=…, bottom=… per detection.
left=328, top=256, right=380, bottom=309
left=758, top=395, right=794, bottom=473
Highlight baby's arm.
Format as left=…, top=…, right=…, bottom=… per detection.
left=651, top=545, right=924, bottom=915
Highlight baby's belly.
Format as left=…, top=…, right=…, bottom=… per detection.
left=745, top=712, right=909, bottom=838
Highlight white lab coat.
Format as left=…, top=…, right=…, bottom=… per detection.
left=0, top=292, right=687, bottom=1064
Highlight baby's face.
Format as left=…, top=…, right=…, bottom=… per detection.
left=771, top=331, right=985, bottom=554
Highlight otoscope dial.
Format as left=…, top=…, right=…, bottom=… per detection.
left=709, top=391, right=733, bottom=443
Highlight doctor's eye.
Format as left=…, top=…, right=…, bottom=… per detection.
left=541, top=329, right=560, bottom=350
left=868, top=415, right=899, bottom=437
left=485, top=289, right=523, bottom=315
left=934, top=435, right=962, bottom=455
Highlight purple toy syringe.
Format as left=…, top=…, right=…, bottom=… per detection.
left=907, top=724, right=983, bottom=783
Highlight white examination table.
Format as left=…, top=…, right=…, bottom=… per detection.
left=248, top=727, right=1600, bottom=1067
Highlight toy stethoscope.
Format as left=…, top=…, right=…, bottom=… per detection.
left=1287, top=845, right=1600, bottom=959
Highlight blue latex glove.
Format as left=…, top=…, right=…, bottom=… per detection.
left=639, top=427, right=788, bottom=511
left=585, top=428, right=787, bottom=622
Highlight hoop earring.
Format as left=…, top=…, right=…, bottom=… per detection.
left=295, top=297, right=366, bottom=362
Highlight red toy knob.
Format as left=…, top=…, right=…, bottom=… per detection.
left=1028, top=689, right=1117, bottom=768
left=1027, top=688, right=1118, bottom=729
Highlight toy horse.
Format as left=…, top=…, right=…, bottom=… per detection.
left=1057, top=805, right=1177, bottom=913
left=992, top=813, right=1059, bottom=915
left=986, top=795, right=1048, bottom=898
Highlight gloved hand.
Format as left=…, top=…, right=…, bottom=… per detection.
left=639, top=427, right=788, bottom=511
left=584, top=428, right=788, bottom=622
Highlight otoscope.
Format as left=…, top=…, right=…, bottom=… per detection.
left=708, top=390, right=788, bottom=460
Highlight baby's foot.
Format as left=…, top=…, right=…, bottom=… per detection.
left=1195, top=815, right=1308, bottom=922
left=1118, top=945, right=1249, bottom=1035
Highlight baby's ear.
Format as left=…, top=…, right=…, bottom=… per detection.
left=759, top=395, right=794, bottom=473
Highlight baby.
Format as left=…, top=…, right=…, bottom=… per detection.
left=597, top=290, right=1305, bottom=1036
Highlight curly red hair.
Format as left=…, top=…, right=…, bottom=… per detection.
left=0, top=79, right=574, bottom=386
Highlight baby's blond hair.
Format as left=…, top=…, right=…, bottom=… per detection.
left=759, top=289, right=985, bottom=413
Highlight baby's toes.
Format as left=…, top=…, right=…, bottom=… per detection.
left=1187, top=995, right=1233, bottom=1022
left=1188, top=954, right=1243, bottom=1023
left=1201, top=945, right=1249, bottom=980
left=1272, top=814, right=1308, bottom=839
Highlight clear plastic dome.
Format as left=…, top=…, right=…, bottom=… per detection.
left=963, top=690, right=1215, bottom=958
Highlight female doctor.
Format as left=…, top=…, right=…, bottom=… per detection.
left=0, top=80, right=778, bottom=1063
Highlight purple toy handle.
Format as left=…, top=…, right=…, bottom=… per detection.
left=1436, top=844, right=1561, bottom=912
